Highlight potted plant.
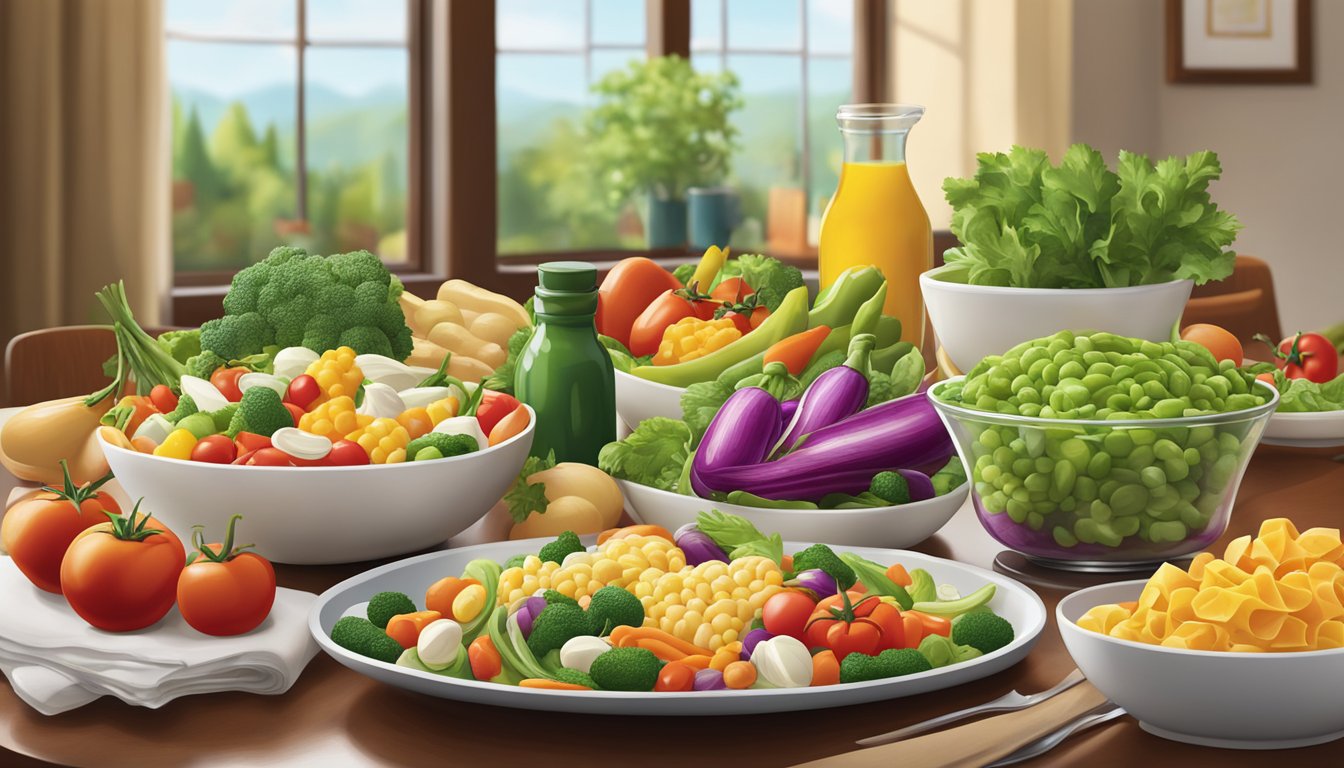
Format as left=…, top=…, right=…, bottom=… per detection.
left=922, top=144, right=1242, bottom=371
left=585, top=56, right=742, bottom=249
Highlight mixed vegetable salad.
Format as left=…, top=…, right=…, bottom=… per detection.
left=329, top=518, right=1014, bottom=692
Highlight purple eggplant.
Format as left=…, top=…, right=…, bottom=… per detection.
left=773, top=334, right=875, bottom=457
left=897, top=469, right=936, bottom=502
left=695, top=393, right=954, bottom=501
left=674, top=523, right=729, bottom=565
left=690, top=386, right=782, bottom=497
left=780, top=399, right=799, bottom=424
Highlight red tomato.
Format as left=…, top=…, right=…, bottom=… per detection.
left=628, top=290, right=720, bottom=358
left=597, top=257, right=684, bottom=348
left=475, top=390, right=522, bottom=435
left=234, top=432, right=272, bottom=455
left=242, top=448, right=296, bottom=467
left=749, top=306, right=770, bottom=329
left=1268, top=332, right=1339, bottom=383
left=327, top=439, right=371, bottom=466
left=0, top=464, right=119, bottom=593
left=191, top=435, right=237, bottom=464
left=60, top=506, right=186, bottom=632
left=210, top=367, right=249, bottom=402
left=285, top=374, right=320, bottom=410
left=710, top=277, right=754, bottom=303
left=761, top=591, right=817, bottom=641
left=149, top=384, right=178, bottom=414
left=177, top=515, right=276, bottom=636
left=283, top=402, right=304, bottom=428
left=655, top=661, right=696, bottom=692
left=804, top=592, right=903, bottom=660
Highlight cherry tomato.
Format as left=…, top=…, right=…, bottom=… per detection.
left=60, top=506, right=186, bottom=632
left=176, top=515, right=275, bottom=636
left=468, top=635, right=503, bottom=681
left=242, top=448, right=297, bottom=467
left=285, top=374, right=321, bottom=410
left=283, top=402, right=304, bottom=429
left=761, top=591, right=817, bottom=641
left=191, top=435, right=237, bottom=464
left=210, top=367, right=249, bottom=402
left=0, top=463, right=119, bottom=593
left=149, top=384, right=179, bottom=414
left=327, top=439, right=371, bottom=466
left=710, top=277, right=754, bottom=303
left=234, top=432, right=272, bottom=455
left=749, top=305, right=770, bottom=329
left=597, top=257, right=684, bottom=348
left=1266, top=332, right=1339, bottom=383
left=628, top=289, right=719, bottom=358
left=1180, top=324, right=1243, bottom=364
left=475, top=390, right=522, bottom=436
left=655, top=661, right=696, bottom=692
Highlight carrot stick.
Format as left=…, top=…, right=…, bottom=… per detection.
left=609, top=626, right=712, bottom=657
left=885, top=563, right=912, bottom=587
left=680, top=654, right=713, bottom=670
left=385, top=610, right=442, bottom=649
left=764, top=325, right=832, bottom=375
left=634, top=638, right=690, bottom=662
left=901, top=613, right=924, bottom=649
left=907, top=610, right=951, bottom=638
left=520, top=679, right=591, bottom=691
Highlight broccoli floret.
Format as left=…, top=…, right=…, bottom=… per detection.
left=586, top=586, right=644, bottom=636
left=526, top=603, right=592, bottom=658
left=552, top=667, right=598, bottom=689
left=951, top=611, right=1015, bottom=655
left=791, top=544, right=857, bottom=590
left=543, top=590, right=578, bottom=606
left=207, top=403, right=239, bottom=432
left=226, top=386, right=293, bottom=438
left=330, top=616, right=403, bottom=664
left=504, top=554, right=528, bottom=570
left=339, top=326, right=394, bottom=359
left=839, top=648, right=933, bottom=684
left=406, top=432, right=478, bottom=461
left=156, top=329, right=201, bottom=365
left=184, top=350, right=227, bottom=381
left=588, top=647, right=662, bottom=692
left=538, top=531, right=585, bottom=565
left=201, top=312, right=272, bottom=361
left=164, top=393, right=198, bottom=423
left=366, top=591, right=416, bottom=629
left=869, top=471, right=911, bottom=505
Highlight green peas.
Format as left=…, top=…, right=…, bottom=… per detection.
left=1053, top=527, right=1078, bottom=547
left=1102, top=432, right=1132, bottom=458
left=1151, top=398, right=1186, bottom=419
left=1110, top=484, right=1149, bottom=516
left=1140, top=466, right=1167, bottom=488
left=1053, top=460, right=1077, bottom=495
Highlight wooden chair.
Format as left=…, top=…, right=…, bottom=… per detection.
left=3, top=325, right=176, bottom=408
left=1181, top=255, right=1282, bottom=351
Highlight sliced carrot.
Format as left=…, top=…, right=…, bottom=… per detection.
left=764, top=325, right=831, bottom=376
left=908, top=610, right=951, bottom=638
left=811, top=649, right=840, bottom=686
left=385, top=610, right=443, bottom=649
left=634, top=638, right=691, bottom=662
left=885, top=563, right=912, bottom=587
left=901, top=613, right=924, bottom=649
left=468, top=635, right=503, bottom=681
left=780, top=554, right=794, bottom=572
left=680, top=654, right=713, bottom=670
left=520, top=678, right=591, bottom=691
left=723, top=660, right=757, bottom=689
left=850, top=582, right=868, bottom=594
left=597, top=524, right=675, bottom=545
left=609, top=625, right=712, bottom=657
left=425, top=577, right=480, bottom=618
left=487, top=404, right=530, bottom=447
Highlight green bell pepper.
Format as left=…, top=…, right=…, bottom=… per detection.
left=809, top=266, right=886, bottom=328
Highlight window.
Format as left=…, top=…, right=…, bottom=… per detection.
left=495, top=0, right=647, bottom=256
left=166, top=0, right=416, bottom=274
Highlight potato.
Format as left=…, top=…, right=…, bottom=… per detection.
left=427, top=322, right=506, bottom=369
left=405, top=337, right=494, bottom=383
left=470, top=312, right=522, bottom=348
left=414, top=300, right=464, bottom=338
left=528, top=464, right=624, bottom=528
left=437, top=280, right=530, bottom=328
left=0, top=396, right=112, bottom=485
left=509, top=496, right=603, bottom=539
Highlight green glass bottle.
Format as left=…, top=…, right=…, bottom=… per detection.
left=514, top=262, right=615, bottom=465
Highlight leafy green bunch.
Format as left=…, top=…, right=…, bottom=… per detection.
left=585, top=55, right=743, bottom=205
left=942, top=144, right=1241, bottom=289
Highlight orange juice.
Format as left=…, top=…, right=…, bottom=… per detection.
left=819, top=162, right=931, bottom=343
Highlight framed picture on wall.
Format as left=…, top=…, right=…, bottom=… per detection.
left=1167, top=0, right=1313, bottom=83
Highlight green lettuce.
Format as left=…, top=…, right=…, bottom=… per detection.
left=943, top=144, right=1240, bottom=289
left=717, top=254, right=805, bottom=311
left=597, top=417, right=693, bottom=491
left=1268, top=369, right=1344, bottom=412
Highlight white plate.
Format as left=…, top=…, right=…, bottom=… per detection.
left=309, top=538, right=1045, bottom=715
left=619, top=479, right=968, bottom=550
left=1261, top=409, right=1344, bottom=448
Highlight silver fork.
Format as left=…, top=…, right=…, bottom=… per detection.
left=986, top=703, right=1126, bottom=766
left=856, top=669, right=1087, bottom=746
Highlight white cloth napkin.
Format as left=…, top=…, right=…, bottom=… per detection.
left=0, top=556, right=319, bottom=715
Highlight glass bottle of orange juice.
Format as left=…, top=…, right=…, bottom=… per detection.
left=818, top=104, right=932, bottom=346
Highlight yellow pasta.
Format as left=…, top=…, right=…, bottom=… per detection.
left=1078, top=518, right=1344, bottom=652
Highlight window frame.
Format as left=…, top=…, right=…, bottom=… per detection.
left=171, top=0, right=890, bottom=319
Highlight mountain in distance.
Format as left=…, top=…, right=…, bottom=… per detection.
left=173, top=83, right=406, bottom=137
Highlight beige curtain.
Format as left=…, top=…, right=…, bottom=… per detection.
left=0, top=0, right=170, bottom=348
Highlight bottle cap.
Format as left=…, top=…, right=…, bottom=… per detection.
left=537, top=262, right=597, bottom=292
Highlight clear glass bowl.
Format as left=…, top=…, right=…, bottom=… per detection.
left=928, top=377, right=1279, bottom=571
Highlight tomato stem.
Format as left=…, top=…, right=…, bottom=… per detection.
left=103, top=499, right=164, bottom=541
left=39, top=459, right=115, bottom=510
left=187, top=514, right=255, bottom=565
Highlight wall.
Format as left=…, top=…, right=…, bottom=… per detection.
left=1072, top=0, right=1343, bottom=335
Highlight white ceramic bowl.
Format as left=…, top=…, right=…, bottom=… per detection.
left=618, top=479, right=968, bottom=549
left=1059, top=580, right=1344, bottom=749
left=920, top=266, right=1193, bottom=373
left=97, top=407, right=535, bottom=565
left=1262, top=409, right=1344, bottom=448
left=614, top=369, right=686, bottom=429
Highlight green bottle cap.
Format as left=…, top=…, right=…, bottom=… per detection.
left=537, top=262, right=597, bottom=292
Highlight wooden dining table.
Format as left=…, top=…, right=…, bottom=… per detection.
left=1, top=439, right=1342, bottom=767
